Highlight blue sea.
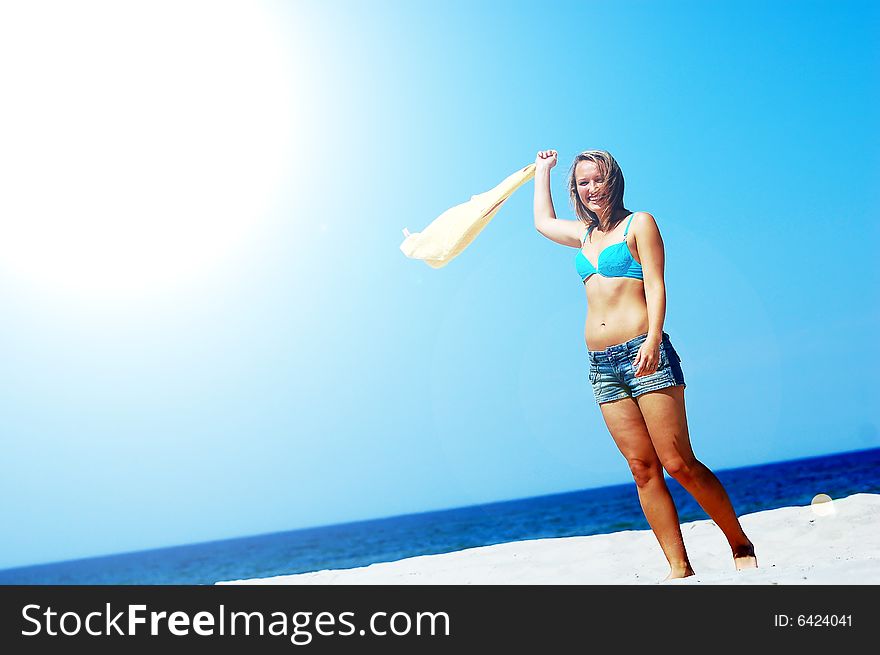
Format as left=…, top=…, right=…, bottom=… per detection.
left=2, top=447, right=878, bottom=585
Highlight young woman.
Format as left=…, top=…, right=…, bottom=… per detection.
left=533, top=148, right=757, bottom=581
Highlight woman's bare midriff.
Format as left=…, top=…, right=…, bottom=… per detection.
left=583, top=277, right=650, bottom=350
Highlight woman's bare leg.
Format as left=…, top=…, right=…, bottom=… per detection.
left=635, top=386, right=757, bottom=570
left=598, top=396, right=695, bottom=580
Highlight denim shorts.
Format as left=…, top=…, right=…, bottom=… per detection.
left=587, top=331, right=686, bottom=404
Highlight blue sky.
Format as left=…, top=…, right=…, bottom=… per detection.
left=0, top=0, right=877, bottom=569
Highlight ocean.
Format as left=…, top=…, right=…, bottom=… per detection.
left=1, top=447, right=877, bottom=585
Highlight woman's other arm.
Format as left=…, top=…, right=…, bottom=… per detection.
left=634, top=212, right=667, bottom=346
left=630, top=212, right=668, bottom=376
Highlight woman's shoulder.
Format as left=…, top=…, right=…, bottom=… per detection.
left=629, top=211, right=658, bottom=228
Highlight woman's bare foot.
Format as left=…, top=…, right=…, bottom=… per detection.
left=662, top=564, right=695, bottom=581
left=733, top=542, right=757, bottom=570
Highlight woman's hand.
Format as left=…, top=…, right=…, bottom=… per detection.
left=535, top=149, right=557, bottom=172
left=633, top=339, right=661, bottom=377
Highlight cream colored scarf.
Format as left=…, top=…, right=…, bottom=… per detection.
left=400, top=163, right=536, bottom=269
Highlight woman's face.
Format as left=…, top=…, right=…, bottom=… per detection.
left=575, top=160, right=605, bottom=212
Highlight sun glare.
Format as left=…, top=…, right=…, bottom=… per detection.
left=0, top=1, right=294, bottom=301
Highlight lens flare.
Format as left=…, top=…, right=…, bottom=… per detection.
left=0, top=1, right=295, bottom=302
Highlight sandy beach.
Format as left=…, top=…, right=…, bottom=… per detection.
left=217, top=493, right=879, bottom=585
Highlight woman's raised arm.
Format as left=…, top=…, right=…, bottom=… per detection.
left=534, top=149, right=582, bottom=247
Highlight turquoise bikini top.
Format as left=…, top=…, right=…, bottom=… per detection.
left=575, top=212, right=644, bottom=283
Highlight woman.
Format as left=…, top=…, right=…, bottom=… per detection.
left=532, top=148, right=757, bottom=581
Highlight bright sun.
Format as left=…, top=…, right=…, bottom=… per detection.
left=0, top=1, right=294, bottom=301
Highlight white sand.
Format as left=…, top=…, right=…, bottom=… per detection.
left=217, top=492, right=880, bottom=585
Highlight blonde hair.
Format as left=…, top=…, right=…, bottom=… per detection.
left=568, top=150, right=629, bottom=232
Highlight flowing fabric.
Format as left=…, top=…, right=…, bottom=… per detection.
left=400, top=163, right=536, bottom=268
